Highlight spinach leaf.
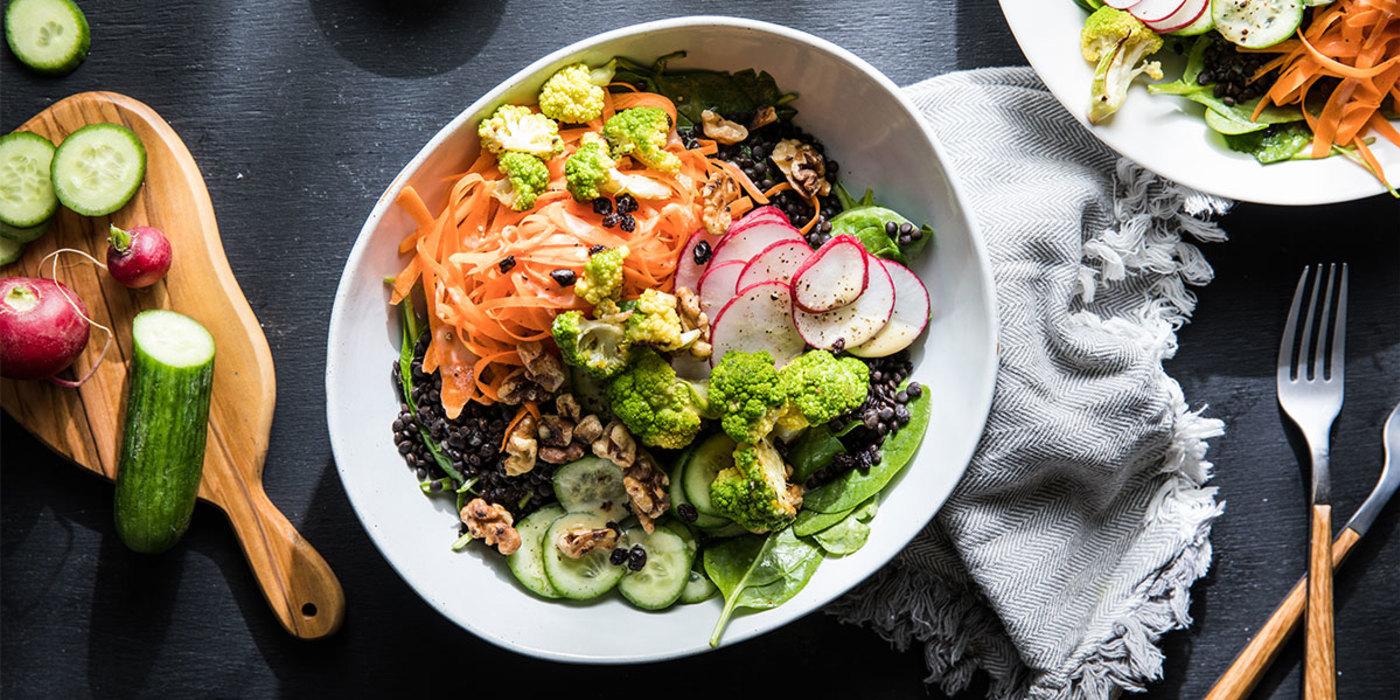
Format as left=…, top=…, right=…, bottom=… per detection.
left=828, top=201, right=931, bottom=262
left=792, top=506, right=853, bottom=537
left=1223, top=122, right=1314, bottom=164
left=811, top=511, right=871, bottom=556
left=396, top=301, right=464, bottom=484
left=852, top=496, right=879, bottom=522
left=788, top=424, right=846, bottom=483
left=801, top=380, right=932, bottom=514
left=610, top=51, right=796, bottom=129
left=703, top=526, right=824, bottom=646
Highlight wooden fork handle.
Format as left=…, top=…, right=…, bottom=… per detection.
left=1204, top=525, right=1360, bottom=700
left=1305, top=504, right=1336, bottom=699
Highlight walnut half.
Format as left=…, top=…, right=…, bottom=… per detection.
left=701, top=109, right=749, bottom=145
left=555, top=525, right=620, bottom=559
left=701, top=170, right=741, bottom=237
left=769, top=138, right=831, bottom=199
left=624, top=452, right=670, bottom=534
left=592, top=419, right=637, bottom=469
left=460, top=498, right=522, bottom=555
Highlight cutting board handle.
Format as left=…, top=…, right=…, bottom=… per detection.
left=217, top=480, right=345, bottom=639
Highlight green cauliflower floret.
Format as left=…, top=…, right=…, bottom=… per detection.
left=624, top=289, right=689, bottom=350
left=538, top=61, right=615, bottom=124
left=709, top=350, right=786, bottom=444
left=605, top=348, right=709, bottom=449
left=565, top=132, right=673, bottom=202
left=777, top=350, right=871, bottom=428
left=478, top=104, right=565, bottom=158
left=710, top=439, right=800, bottom=533
left=551, top=310, right=630, bottom=379
left=602, top=107, right=682, bottom=175
left=492, top=151, right=550, bottom=211
left=1081, top=7, right=1163, bottom=124
left=575, top=244, right=628, bottom=306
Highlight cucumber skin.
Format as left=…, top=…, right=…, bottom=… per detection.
left=113, top=336, right=215, bottom=554
left=3, top=0, right=90, bottom=76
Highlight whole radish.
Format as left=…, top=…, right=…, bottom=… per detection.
left=0, top=277, right=91, bottom=380
left=106, top=225, right=172, bottom=288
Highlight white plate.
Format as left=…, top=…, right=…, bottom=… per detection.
left=325, top=16, right=997, bottom=663
left=999, top=0, right=1399, bottom=205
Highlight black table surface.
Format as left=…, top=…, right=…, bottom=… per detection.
left=3, top=2, right=1398, bottom=698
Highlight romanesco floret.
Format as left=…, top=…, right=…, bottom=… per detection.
left=576, top=245, right=628, bottom=306
left=624, top=289, right=685, bottom=349
left=602, top=107, right=682, bottom=175
left=478, top=104, right=565, bottom=159
left=710, top=439, right=801, bottom=533
left=604, top=348, right=709, bottom=449
left=551, top=310, right=630, bottom=379
left=565, top=132, right=672, bottom=202
left=492, top=151, right=550, bottom=211
left=537, top=61, right=615, bottom=124
left=1081, top=7, right=1163, bottom=124
left=777, top=350, right=871, bottom=426
left=708, top=350, right=786, bottom=444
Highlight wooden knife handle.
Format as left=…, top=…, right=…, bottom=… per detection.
left=214, top=479, right=346, bottom=639
left=1204, top=526, right=1360, bottom=700
left=1305, top=504, right=1336, bottom=699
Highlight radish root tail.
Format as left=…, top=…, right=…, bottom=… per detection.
left=39, top=248, right=114, bottom=389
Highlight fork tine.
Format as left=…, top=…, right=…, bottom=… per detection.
left=1298, top=264, right=1324, bottom=381
left=1278, top=266, right=1311, bottom=383
left=1314, top=264, right=1336, bottom=381
left=1329, top=264, right=1348, bottom=382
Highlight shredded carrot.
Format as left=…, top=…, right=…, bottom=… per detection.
left=1248, top=0, right=1399, bottom=188
left=727, top=196, right=755, bottom=218
left=500, top=402, right=538, bottom=451
left=799, top=193, right=821, bottom=235
left=712, top=159, right=768, bottom=204
left=763, top=182, right=792, bottom=198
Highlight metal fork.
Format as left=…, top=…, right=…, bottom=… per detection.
left=1277, top=263, right=1348, bottom=700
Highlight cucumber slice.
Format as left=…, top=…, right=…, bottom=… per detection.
left=0, top=216, right=52, bottom=243
left=552, top=456, right=629, bottom=520
left=113, top=310, right=217, bottom=554
left=0, top=132, right=58, bottom=229
left=0, top=236, right=25, bottom=266
left=683, top=432, right=735, bottom=517
left=1171, top=7, right=1215, bottom=36
left=668, top=445, right=731, bottom=529
left=51, top=123, right=147, bottom=216
left=542, top=511, right=627, bottom=600
left=679, top=566, right=719, bottom=604
left=3, top=0, right=89, bottom=76
left=506, top=504, right=566, bottom=599
left=1212, top=0, right=1304, bottom=49
left=618, top=522, right=693, bottom=610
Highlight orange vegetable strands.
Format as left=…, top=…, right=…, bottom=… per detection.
left=1248, top=0, right=1400, bottom=189
left=391, top=91, right=707, bottom=418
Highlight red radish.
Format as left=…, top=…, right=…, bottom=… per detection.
left=710, top=221, right=805, bottom=269
left=738, top=240, right=811, bottom=289
left=847, top=260, right=930, bottom=358
left=674, top=229, right=723, bottom=294
left=1103, top=0, right=1143, bottom=9
left=1145, top=0, right=1207, bottom=32
left=710, top=281, right=806, bottom=368
left=1128, top=0, right=1186, bottom=23
left=790, top=235, right=869, bottom=313
left=106, top=225, right=172, bottom=289
left=0, top=277, right=91, bottom=380
left=698, top=260, right=745, bottom=320
left=726, top=206, right=789, bottom=233
left=792, top=255, right=895, bottom=350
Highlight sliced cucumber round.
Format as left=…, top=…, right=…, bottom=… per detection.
left=1212, top=0, right=1304, bottom=49
left=51, top=123, right=146, bottom=216
left=618, top=522, right=693, bottom=610
left=0, top=216, right=52, bottom=243
left=542, top=511, right=626, bottom=600
left=506, top=504, right=566, bottom=599
left=553, top=456, right=629, bottom=521
left=1171, top=7, right=1215, bottom=36
left=668, top=445, right=732, bottom=529
left=0, top=132, right=58, bottom=229
left=683, top=432, right=735, bottom=517
left=0, top=236, right=26, bottom=266
left=3, top=0, right=89, bottom=76
left=679, top=567, right=719, bottom=604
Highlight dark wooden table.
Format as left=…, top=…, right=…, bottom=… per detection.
left=3, top=2, right=1397, bottom=698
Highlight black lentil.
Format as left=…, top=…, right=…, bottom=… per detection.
left=588, top=244, right=606, bottom=255
left=627, top=545, right=647, bottom=571
left=692, top=240, right=712, bottom=265
left=610, top=548, right=629, bottom=566
left=615, top=193, right=638, bottom=214
left=601, top=213, right=619, bottom=228
left=551, top=269, right=577, bottom=287
left=677, top=502, right=698, bottom=523
left=592, top=197, right=613, bottom=215
left=498, top=255, right=516, bottom=273
left=618, top=213, right=636, bottom=233
left=1199, top=34, right=1279, bottom=104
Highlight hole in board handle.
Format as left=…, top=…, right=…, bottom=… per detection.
left=302, top=602, right=317, bottom=617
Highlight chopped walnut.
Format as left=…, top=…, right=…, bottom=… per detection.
left=539, top=443, right=586, bottom=464
left=701, top=109, right=749, bottom=145
left=675, top=287, right=712, bottom=359
left=786, top=483, right=804, bottom=511
left=701, top=170, right=741, bottom=237
left=624, top=452, right=670, bottom=534
left=591, top=418, right=636, bottom=468
left=574, top=414, right=605, bottom=444
left=555, top=393, right=582, bottom=423
left=770, top=138, right=832, bottom=199
left=504, top=414, right=538, bottom=476
left=536, top=414, right=574, bottom=447
left=750, top=106, right=778, bottom=130
left=518, top=341, right=566, bottom=393
left=461, top=498, right=521, bottom=555
left=497, top=368, right=552, bottom=405
left=555, top=525, right=620, bottom=559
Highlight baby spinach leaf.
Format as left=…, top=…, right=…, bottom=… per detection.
left=704, top=526, right=824, bottom=647
left=852, top=495, right=879, bottom=522
left=801, top=381, right=932, bottom=514
left=610, top=51, right=795, bottom=129
left=788, top=424, right=846, bottom=483
left=793, top=506, right=853, bottom=537
left=811, top=511, right=871, bottom=556
left=1223, top=122, right=1314, bottom=164
left=829, top=206, right=908, bottom=263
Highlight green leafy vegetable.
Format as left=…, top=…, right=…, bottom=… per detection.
left=826, top=187, right=932, bottom=262
left=396, top=300, right=465, bottom=484
left=792, top=506, right=853, bottom=536
left=610, top=52, right=796, bottom=129
left=787, top=423, right=846, bottom=483
left=811, top=511, right=870, bottom=556
left=801, top=380, right=932, bottom=514
left=1148, top=36, right=1304, bottom=138
left=1223, top=122, right=1315, bottom=164
left=703, top=526, right=824, bottom=646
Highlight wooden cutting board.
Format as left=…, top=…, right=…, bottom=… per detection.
left=1, top=92, right=344, bottom=639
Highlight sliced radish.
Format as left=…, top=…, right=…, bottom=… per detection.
left=698, top=260, right=745, bottom=320
left=847, top=260, right=930, bottom=358
left=789, top=235, right=869, bottom=313
left=1145, top=0, right=1207, bottom=32
left=793, top=257, right=895, bottom=350
left=710, top=281, right=806, bottom=368
left=1128, top=0, right=1186, bottom=23
left=1103, top=0, right=1142, bottom=8
left=674, top=229, right=723, bottom=295
left=738, top=240, right=812, bottom=289
left=726, top=206, right=789, bottom=233
left=710, top=221, right=805, bottom=269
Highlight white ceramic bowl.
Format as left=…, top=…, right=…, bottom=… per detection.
left=1000, top=0, right=1399, bottom=205
left=326, top=16, right=997, bottom=663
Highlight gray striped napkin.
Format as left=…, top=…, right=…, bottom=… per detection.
left=827, top=67, right=1231, bottom=699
